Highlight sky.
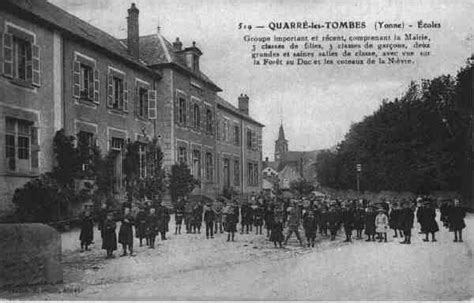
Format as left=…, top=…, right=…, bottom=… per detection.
left=50, top=0, right=473, bottom=160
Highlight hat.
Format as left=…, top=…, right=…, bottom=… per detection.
left=377, top=207, right=385, bottom=212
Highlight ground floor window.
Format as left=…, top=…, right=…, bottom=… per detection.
left=4, top=117, right=36, bottom=171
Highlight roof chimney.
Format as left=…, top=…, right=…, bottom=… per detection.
left=173, top=37, right=183, bottom=51
left=238, top=94, right=249, bottom=115
left=127, top=3, right=139, bottom=58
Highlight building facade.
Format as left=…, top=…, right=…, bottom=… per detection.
left=0, top=1, right=62, bottom=215
left=216, top=95, right=263, bottom=198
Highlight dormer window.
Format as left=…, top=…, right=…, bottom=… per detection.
left=193, top=54, right=199, bottom=72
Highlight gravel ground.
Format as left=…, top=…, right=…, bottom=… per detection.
left=1, top=212, right=472, bottom=300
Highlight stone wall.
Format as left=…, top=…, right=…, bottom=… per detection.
left=0, top=224, right=62, bottom=288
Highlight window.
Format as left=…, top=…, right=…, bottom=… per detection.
left=3, top=28, right=40, bottom=86
left=178, top=97, right=187, bottom=125
left=193, top=54, right=199, bottom=72
left=206, top=108, right=213, bottom=134
left=192, top=149, right=201, bottom=178
left=234, top=125, right=240, bottom=145
left=247, top=162, right=259, bottom=186
left=138, top=87, right=148, bottom=118
left=80, top=64, right=93, bottom=100
left=234, top=160, right=240, bottom=186
left=111, top=137, right=124, bottom=151
left=112, top=77, right=124, bottom=109
left=247, top=129, right=253, bottom=149
left=5, top=117, right=37, bottom=172
left=193, top=104, right=200, bottom=129
left=205, top=152, right=213, bottom=181
left=77, top=131, right=94, bottom=172
left=223, top=158, right=230, bottom=187
left=222, top=120, right=229, bottom=141
left=107, top=69, right=128, bottom=112
left=178, top=146, right=187, bottom=163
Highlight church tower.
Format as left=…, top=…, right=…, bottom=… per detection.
left=274, top=122, right=288, bottom=164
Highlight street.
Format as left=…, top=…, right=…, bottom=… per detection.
left=1, top=212, right=472, bottom=300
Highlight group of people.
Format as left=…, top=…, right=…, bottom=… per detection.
left=78, top=194, right=468, bottom=258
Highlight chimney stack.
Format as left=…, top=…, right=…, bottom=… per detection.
left=127, top=3, right=139, bottom=58
left=238, top=94, right=249, bottom=115
left=173, top=37, right=183, bottom=51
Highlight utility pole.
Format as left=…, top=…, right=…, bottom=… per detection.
left=356, top=163, right=362, bottom=193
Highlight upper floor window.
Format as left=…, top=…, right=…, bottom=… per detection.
left=247, top=129, right=253, bottom=149
left=193, top=104, right=201, bottom=130
left=178, top=97, right=187, bottom=125
left=107, top=69, right=128, bottom=112
left=234, top=125, right=240, bottom=145
left=138, top=87, right=148, bottom=118
left=3, top=26, right=40, bottom=87
left=234, top=160, right=240, bottom=186
left=73, top=53, right=98, bottom=103
left=205, top=108, right=213, bottom=134
left=192, top=149, right=201, bottom=178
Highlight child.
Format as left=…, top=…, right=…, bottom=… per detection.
left=364, top=206, right=376, bottom=242
left=254, top=203, right=264, bottom=235
left=102, top=212, right=117, bottom=258
left=175, top=202, right=184, bottom=235
left=225, top=203, right=238, bottom=242
left=303, top=210, right=318, bottom=247
left=146, top=208, right=158, bottom=248
left=449, top=199, right=466, bottom=243
left=79, top=205, right=94, bottom=252
left=375, top=208, right=389, bottom=242
left=270, top=215, right=284, bottom=248
left=118, top=207, right=135, bottom=256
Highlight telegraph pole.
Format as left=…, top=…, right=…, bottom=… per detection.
left=356, top=163, right=362, bottom=193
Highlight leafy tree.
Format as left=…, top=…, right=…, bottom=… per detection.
left=315, top=60, right=472, bottom=194
left=137, top=138, right=165, bottom=202
left=169, top=162, right=199, bottom=205
left=52, top=129, right=79, bottom=188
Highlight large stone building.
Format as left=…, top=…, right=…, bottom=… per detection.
left=0, top=0, right=263, bottom=215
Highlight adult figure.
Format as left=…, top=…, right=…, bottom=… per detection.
left=118, top=206, right=135, bottom=256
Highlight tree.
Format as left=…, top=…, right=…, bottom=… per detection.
left=289, top=178, right=315, bottom=197
left=169, top=162, right=199, bottom=205
left=52, top=129, right=79, bottom=188
left=137, top=138, right=165, bottom=202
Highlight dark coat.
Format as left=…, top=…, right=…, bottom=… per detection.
left=419, top=207, right=439, bottom=233
left=364, top=210, right=376, bottom=235
left=400, top=208, right=414, bottom=232
left=241, top=204, right=252, bottom=225
left=158, top=206, right=171, bottom=232
left=146, top=213, right=159, bottom=237
left=204, top=208, right=216, bottom=223
left=225, top=211, right=238, bottom=232
left=353, top=208, right=365, bottom=230
left=102, top=219, right=117, bottom=251
left=270, top=221, right=284, bottom=242
left=79, top=212, right=94, bottom=244
left=175, top=206, right=184, bottom=224
left=449, top=206, right=466, bottom=230
left=118, top=213, right=134, bottom=245
left=389, top=208, right=401, bottom=229
left=254, top=206, right=264, bottom=226
left=303, top=214, right=318, bottom=238
left=264, top=207, right=275, bottom=229
left=341, top=208, right=355, bottom=230
left=327, top=210, right=340, bottom=231
left=135, top=210, right=147, bottom=238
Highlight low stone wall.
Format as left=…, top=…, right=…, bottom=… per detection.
left=0, top=223, right=62, bottom=288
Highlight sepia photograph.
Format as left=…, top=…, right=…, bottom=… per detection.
left=0, top=0, right=472, bottom=300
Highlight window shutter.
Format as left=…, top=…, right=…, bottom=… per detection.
left=134, top=84, right=139, bottom=116
left=3, top=33, right=13, bottom=78
left=186, top=97, right=191, bottom=127
left=252, top=130, right=257, bottom=150
left=93, top=69, right=99, bottom=103
left=107, top=73, right=113, bottom=108
left=257, top=131, right=261, bottom=151
left=189, top=100, right=194, bottom=129
left=31, top=44, right=40, bottom=87
left=174, top=92, right=179, bottom=125
left=148, top=90, right=157, bottom=119
left=200, top=104, right=206, bottom=132
left=123, top=81, right=129, bottom=112
left=31, top=127, right=39, bottom=168
left=73, top=61, right=81, bottom=98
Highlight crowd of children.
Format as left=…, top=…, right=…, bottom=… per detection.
left=78, top=194, right=468, bottom=258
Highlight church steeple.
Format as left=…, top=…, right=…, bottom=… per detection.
left=274, top=121, right=288, bottom=163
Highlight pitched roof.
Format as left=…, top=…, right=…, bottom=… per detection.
left=135, top=33, right=221, bottom=91
left=217, top=96, right=264, bottom=127
left=277, top=123, right=286, bottom=141
left=4, top=0, right=156, bottom=75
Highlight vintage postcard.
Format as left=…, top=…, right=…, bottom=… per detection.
left=0, top=0, right=472, bottom=300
